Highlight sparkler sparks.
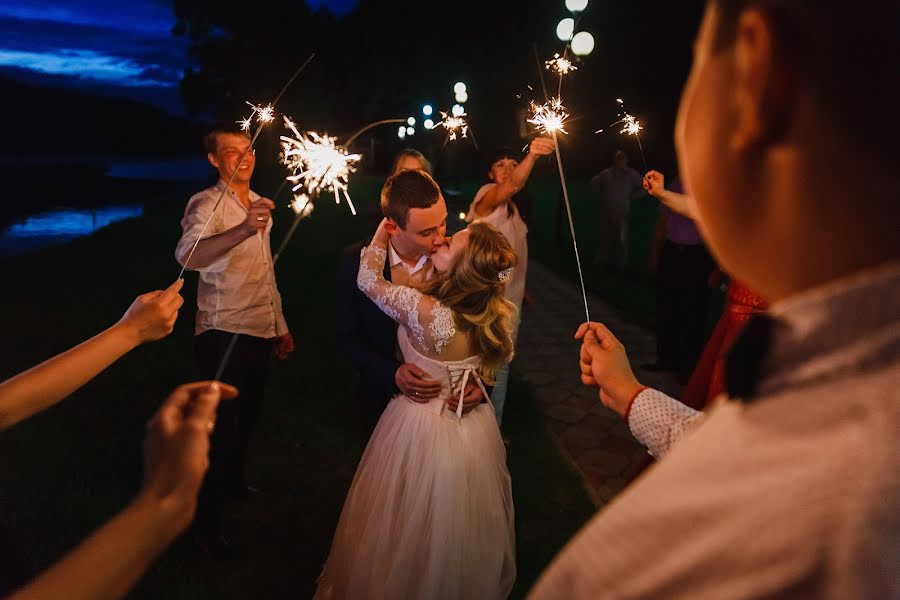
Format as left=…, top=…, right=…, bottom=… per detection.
left=595, top=98, right=648, bottom=172
left=237, top=102, right=276, bottom=131
left=528, top=97, right=569, bottom=135
left=436, top=111, right=469, bottom=140
left=289, top=193, right=313, bottom=217
left=619, top=113, right=642, bottom=136
left=280, top=117, right=361, bottom=216
left=545, top=53, right=577, bottom=76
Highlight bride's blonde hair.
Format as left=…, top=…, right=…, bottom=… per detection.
left=421, top=221, right=518, bottom=384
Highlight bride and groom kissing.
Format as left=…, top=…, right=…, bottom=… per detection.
left=329, top=168, right=519, bottom=598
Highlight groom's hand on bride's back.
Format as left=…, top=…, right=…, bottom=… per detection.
left=396, top=364, right=441, bottom=402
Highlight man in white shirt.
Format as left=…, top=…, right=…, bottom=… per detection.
left=175, top=123, right=294, bottom=554
left=531, top=0, right=899, bottom=597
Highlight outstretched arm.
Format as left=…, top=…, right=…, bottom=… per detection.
left=7, top=382, right=237, bottom=600
left=643, top=170, right=697, bottom=220
left=575, top=322, right=704, bottom=457
left=356, top=223, right=436, bottom=344
left=0, top=280, right=184, bottom=431
left=472, top=137, right=556, bottom=217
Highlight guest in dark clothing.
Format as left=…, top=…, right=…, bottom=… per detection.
left=648, top=176, right=716, bottom=383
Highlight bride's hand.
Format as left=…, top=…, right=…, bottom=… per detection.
left=373, top=218, right=390, bottom=246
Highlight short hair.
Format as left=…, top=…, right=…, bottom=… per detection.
left=203, top=122, right=251, bottom=155
left=391, top=148, right=432, bottom=176
left=486, top=147, right=519, bottom=172
left=381, top=169, right=441, bottom=229
left=710, top=0, right=898, bottom=161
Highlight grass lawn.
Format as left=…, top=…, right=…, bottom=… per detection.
left=0, top=174, right=595, bottom=598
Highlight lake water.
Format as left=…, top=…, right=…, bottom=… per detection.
left=0, top=205, right=144, bottom=257
left=0, top=156, right=207, bottom=258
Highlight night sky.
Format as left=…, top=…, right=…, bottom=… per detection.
left=0, top=0, right=357, bottom=113
left=1, top=0, right=704, bottom=171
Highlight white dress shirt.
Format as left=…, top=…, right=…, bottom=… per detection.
left=530, top=261, right=900, bottom=599
left=175, top=180, right=288, bottom=338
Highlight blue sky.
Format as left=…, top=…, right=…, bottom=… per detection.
left=0, top=1, right=355, bottom=111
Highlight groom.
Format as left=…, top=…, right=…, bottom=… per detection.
left=337, top=169, right=485, bottom=437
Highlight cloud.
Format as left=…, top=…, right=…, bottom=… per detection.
left=0, top=13, right=187, bottom=90
left=0, top=48, right=175, bottom=86
left=0, top=0, right=176, bottom=34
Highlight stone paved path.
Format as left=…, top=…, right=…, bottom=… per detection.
left=511, top=260, right=681, bottom=506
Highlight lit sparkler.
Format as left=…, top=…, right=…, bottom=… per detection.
left=528, top=97, right=569, bottom=135
left=237, top=101, right=276, bottom=131
left=545, top=53, right=577, bottom=76
left=529, top=44, right=591, bottom=322
left=289, top=193, right=312, bottom=216
left=595, top=98, right=648, bottom=171
left=280, top=117, right=362, bottom=216
left=436, top=111, right=469, bottom=140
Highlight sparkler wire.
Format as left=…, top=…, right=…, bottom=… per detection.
left=550, top=130, right=591, bottom=323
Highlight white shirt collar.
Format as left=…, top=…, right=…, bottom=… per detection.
left=388, top=241, right=429, bottom=274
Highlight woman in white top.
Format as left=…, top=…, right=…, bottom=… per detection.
left=464, top=137, right=554, bottom=424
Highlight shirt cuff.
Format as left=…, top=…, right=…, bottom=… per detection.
left=627, top=388, right=703, bottom=458
left=623, top=386, right=649, bottom=422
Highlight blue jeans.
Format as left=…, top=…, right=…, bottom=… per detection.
left=492, top=305, right=521, bottom=427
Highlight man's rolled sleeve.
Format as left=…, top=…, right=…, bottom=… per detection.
left=176, top=193, right=230, bottom=273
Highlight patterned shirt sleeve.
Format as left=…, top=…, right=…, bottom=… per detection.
left=627, top=388, right=705, bottom=458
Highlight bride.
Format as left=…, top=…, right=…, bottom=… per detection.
left=315, top=219, right=518, bottom=600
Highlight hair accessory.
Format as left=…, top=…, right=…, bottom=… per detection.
left=498, top=268, right=512, bottom=283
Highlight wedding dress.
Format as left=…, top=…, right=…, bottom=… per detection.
left=314, top=244, right=515, bottom=600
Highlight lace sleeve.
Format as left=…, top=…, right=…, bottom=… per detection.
left=357, top=244, right=426, bottom=349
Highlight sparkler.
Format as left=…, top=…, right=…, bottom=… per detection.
left=545, top=53, right=577, bottom=76
left=436, top=111, right=469, bottom=141
left=280, top=117, right=362, bottom=216
left=596, top=98, right=647, bottom=172
left=531, top=46, right=591, bottom=323
left=528, top=97, right=569, bottom=135
left=237, top=102, right=275, bottom=131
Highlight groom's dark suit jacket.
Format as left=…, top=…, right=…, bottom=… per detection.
left=337, top=240, right=400, bottom=435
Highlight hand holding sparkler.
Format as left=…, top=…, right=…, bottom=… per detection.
left=643, top=170, right=666, bottom=197
left=529, top=136, right=556, bottom=157
left=240, top=198, right=275, bottom=236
